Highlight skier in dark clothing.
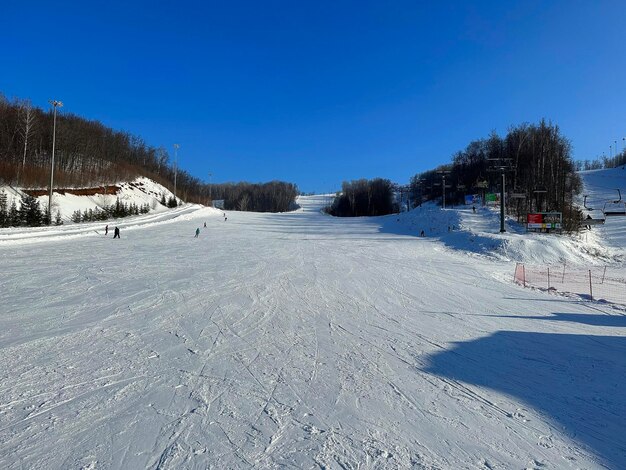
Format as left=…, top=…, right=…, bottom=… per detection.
left=113, top=227, right=120, bottom=238
left=195, top=228, right=200, bottom=238
left=105, top=224, right=109, bottom=235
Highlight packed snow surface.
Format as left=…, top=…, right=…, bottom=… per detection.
left=0, top=171, right=625, bottom=469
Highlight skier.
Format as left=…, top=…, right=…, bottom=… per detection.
left=105, top=224, right=109, bottom=235
left=195, top=227, right=200, bottom=238
left=472, top=205, right=476, bottom=213
left=420, top=230, right=425, bottom=237
left=203, top=222, right=207, bottom=228
left=113, top=227, right=120, bottom=238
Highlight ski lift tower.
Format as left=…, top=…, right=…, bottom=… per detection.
left=487, top=158, right=515, bottom=233
left=436, top=170, right=451, bottom=209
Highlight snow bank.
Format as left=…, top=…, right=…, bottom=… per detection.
left=0, top=177, right=180, bottom=222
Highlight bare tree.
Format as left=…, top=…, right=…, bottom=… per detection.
left=19, top=100, right=37, bottom=169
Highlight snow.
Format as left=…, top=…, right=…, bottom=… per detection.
left=0, top=172, right=625, bottom=469
left=2, top=177, right=180, bottom=223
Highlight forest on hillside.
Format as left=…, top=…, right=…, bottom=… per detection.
left=409, top=121, right=585, bottom=230
left=0, top=95, right=298, bottom=213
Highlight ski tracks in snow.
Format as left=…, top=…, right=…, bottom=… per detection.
left=0, top=197, right=620, bottom=469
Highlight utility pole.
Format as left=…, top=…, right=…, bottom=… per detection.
left=48, top=99, right=63, bottom=223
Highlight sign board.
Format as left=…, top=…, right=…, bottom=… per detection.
left=527, top=212, right=562, bottom=232
left=485, top=193, right=500, bottom=206
left=464, top=194, right=480, bottom=205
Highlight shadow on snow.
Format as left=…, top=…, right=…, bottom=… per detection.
left=424, top=322, right=626, bottom=468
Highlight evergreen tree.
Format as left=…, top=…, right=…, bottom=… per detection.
left=0, top=191, right=7, bottom=227
left=160, top=194, right=167, bottom=206
left=9, top=200, right=20, bottom=226
left=54, top=210, right=63, bottom=225
left=19, top=194, right=43, bottom=226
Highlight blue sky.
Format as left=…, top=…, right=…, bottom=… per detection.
left=2, top=1, right=625, bottom=193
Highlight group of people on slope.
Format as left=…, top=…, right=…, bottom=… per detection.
left=103, top=211, right=228, bottom=240
left=104, top=225, right=120, bottom=238
left=195, top=213, right=228, bottom=238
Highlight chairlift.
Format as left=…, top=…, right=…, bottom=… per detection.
left=601, top=189, right=626, bottom=216
left=583, top=194, right=593, bottom=211
left=612, top=188, right=622, bottom=204
left=603, top=201, right=626, bottom=215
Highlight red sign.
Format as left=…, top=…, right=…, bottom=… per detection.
left=527, top=213, right=543, bottom=224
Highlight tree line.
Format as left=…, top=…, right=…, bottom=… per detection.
left=70, top=199, right=152, bottom=223
left=408, top=120, right=582, bottom=230
left=0, top=94, right=298, bottom=212
left=210, top=181, right=299, bottom=212
left=574, top=151, right=626, bottom=171
left=327, top=179, right=395, bottom=217
left=0, top=191, right=61, bottom=227
left=0, top=188, right=160, bottom=228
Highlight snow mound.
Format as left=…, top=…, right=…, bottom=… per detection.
left=376, top=167, right=626, bottom=266
left=0, top=176, right=180, bottom=222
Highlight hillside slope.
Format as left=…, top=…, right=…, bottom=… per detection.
left=0, top=177, right=180, bottom=223
left=0, top=177, right=624, bottom=469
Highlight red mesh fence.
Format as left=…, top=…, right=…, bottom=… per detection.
left=514, top=263, right=626, bottom=305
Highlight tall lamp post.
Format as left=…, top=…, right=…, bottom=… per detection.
left=173, top=144, right=179, bottom=200
left=48, top=99, right=63, bottom=223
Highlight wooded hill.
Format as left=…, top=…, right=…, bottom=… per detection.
left=410, top=120, right=583, bottom=230
left=0, top=94, right=298, bottom=213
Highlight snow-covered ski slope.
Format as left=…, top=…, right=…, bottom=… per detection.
left=1, top=176, right=625, bottom=469
left=580, top=167, right=626, bottom=253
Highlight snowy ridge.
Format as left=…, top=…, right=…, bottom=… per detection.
left=0, top=177, right=224, bottom=245
left=1, top=176, right=180, bottom=222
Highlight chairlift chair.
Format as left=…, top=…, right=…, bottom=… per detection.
left=602, top=189, right=626, bottom=216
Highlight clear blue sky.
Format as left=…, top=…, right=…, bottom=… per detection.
left=2, top=1, right=625, bottom=193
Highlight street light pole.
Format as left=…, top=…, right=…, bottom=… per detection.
left=48, top=99, right=63, bottom=223
left=173, top=144, right=179, bottom=200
